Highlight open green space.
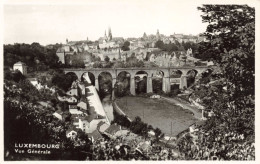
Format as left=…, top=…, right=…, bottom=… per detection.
left=115, top=96, right=199, bottom=137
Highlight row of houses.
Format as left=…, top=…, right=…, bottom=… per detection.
left=53, top=78, right=111, bottom=139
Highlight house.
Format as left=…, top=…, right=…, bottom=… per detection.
left=77, top=115, right=107, bottom=134
left=69, top=105, right=83, bottom=115
left=28, top=78, right=38, bottom=86
left=28, top=78, right=46, bottom=90
left=97, top=121, right=110, bottom=133
left=53, top=109, right=63, bottom=120
left=77, top=101, right=87, bottom=110
left=88, top=129, right=103, bottom=141
left=66, top=88, right=78, bottom=97
left=69, top=109, right=83, bottom=115
left=13, top=61, right=27, bottom=75
left=66, top=127, right=78, bottom=139
left=103, top=124, right=122, bottom=138
left=67, top=96, right=78, bottom=104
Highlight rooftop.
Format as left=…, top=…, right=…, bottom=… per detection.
left=14, top=61, right=26, bottom=65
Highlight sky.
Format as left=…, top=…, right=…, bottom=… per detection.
left=3, top=0, right=210, bottom=45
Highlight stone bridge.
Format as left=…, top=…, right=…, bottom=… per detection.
left=64, top=66, right=212, bottom=95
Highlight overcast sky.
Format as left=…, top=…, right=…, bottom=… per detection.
left=4, top=0, right=209, bottom=45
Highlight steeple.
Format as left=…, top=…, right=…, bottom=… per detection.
left=118, top=48, right=121, bottom=60
left=156, top=29, right=160, bottom=40
left=143, top=32, right=147, bottom=39
left=108, top=27, right=112, bottom=41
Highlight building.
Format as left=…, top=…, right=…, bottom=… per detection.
left=66, top=127, right=78, bottom=139
left=28, top=78, right=38, bottom=86
left=66, top=88, right=78, bottom=97
left=13, top=61, right=27, bottom=75
left=53, top=109, right=63, bottom=120
left=77, top=101, right=87, bottom=110
left=68, top=96, right=78, bottom=104
left=98, top=27, right=124, bottom=49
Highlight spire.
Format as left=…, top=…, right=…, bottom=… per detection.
left=118, top=49, right=121, bottom=60
left=156, top=29, right=160, bottom=40
left=143, top=32, right=147, bottom=39
left=108, top=26, right=112, bottom=41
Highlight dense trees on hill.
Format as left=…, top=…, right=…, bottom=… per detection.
left=4, top=67, right=90, bottom=160
left=155, top=40, right=198, bottom=53
left=180, top=5, right=255, bottom=160
left=197, top=4, right=255, bottom=134
left=4, top=43, right=61, bottom=71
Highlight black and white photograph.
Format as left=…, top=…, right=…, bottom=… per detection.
left=1, top=0, right=258, bottom=161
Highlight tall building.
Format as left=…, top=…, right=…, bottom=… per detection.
left=13, top=61, right=27, bottom=75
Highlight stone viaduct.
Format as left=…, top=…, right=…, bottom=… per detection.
left=64, top=66, right=212, bottom=95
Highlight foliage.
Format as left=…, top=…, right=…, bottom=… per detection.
left=90, top=54, right=101, bottom=62
left=4, top=78, right=77, bottom=160
left=136, top=77, right=147, bottom=94
left=197, top=4, right=255, bottom=134
left=155, top=40, right=198, bottom=53
left=4, top=69, right=25, bottom=83
left=125, top=55, right=144, bottom=67
left=113, top=61, right=125, bottom=68
left=104, top=56, right=110, bottom=62
left=4, top=43, right=61, bottom=71
left=113, top=110, right=164, bottom=140
left=179, top=5, right=255, bottom=160
left=51, top=71, right=78, bottom=91
left=93, top=61, right=103, bottom=68
left=121, top=41, right=130, bottom=51
left=114, top=72, right=130, bottom=97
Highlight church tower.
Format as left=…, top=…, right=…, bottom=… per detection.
left=104, top=30, right=108, bottom=41
left=156, top=29, right=160, bottom=40
left=108, top=27, right=112, bottom=41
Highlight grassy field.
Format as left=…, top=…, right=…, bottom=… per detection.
left=116, top=96, right=199, bottom=137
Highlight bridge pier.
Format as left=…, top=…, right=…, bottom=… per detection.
left=162, top=77, right=171, bottom=93
left=147, top=76, right=153, bottom=93
left=130, top=77, right=136, bottom=95
left=111, top=78, right=117, bottom=100
left=95, top=78, right=99, bottom=91
left=180, top=75, right=187, bottom=89
left=112, top=78, right=117, bottom=88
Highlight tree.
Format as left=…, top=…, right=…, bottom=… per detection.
left=121, top=41, right=130, bottom=51
left=93, top=61, right=103, bottom=68
left=51, top=72, right=78, bottom=91
left=184, top=5, right=255, bottom=160
left=104, top=56, right=110, bottom=63
left=154, top=40, right=165, bottom=49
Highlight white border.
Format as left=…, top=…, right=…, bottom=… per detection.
left=0, top=0, right=259, bottom=164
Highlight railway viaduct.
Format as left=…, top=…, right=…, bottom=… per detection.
left=64, top=66, right=212, bottom=95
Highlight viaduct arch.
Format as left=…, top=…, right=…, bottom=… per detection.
left=64, top=66, right=212, bottom=96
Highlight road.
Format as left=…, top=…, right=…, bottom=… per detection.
left=161, top=96, right=202, bottom=120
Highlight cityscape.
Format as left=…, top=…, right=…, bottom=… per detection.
left=2, top=1, right=256, bottom=161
